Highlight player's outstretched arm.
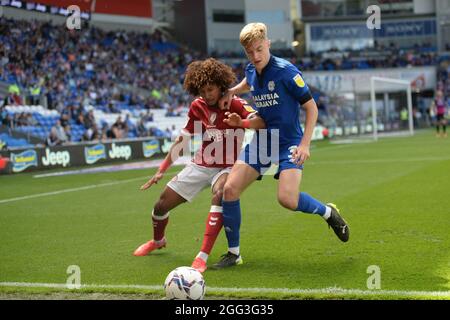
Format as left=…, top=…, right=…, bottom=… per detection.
left=292, top=98, right=318, bottom=166
left=219, top=78, right=251, bottom=110
left=223, top=112, right=266, bottom=129
left=140, top=171, right=164, bottom=190
left=140, top=135, right=189, bottom=190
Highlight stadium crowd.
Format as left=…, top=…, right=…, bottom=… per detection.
left=0, top=17, right=449, bottom=146
left=0, top=16, right=206, bottom=144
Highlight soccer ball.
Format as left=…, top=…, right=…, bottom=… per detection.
left=164, top=266, right=206, bottom=300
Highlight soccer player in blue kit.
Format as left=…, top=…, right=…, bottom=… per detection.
left=213, top=22, right=350, bottom=269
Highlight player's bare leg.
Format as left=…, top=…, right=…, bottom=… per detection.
left=278, top=169, right=349, bottom=242
left=192, top=173, right=228, bottom=272
left=277, top=168, right=303, bottom=210
left=134, top=186, right=187, bottom=256
left=213, top=161, right=260, bottom=269
left=222, top=161, right=260, bottom=201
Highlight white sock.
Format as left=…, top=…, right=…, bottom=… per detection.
left=155, top=237, right=166, bottom=245
left=322, top=206, right=332, bottom=220
left=196, top=251, right=208, bottom=262
left=228, top=247, right=240, bottom=256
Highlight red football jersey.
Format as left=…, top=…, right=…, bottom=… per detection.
left=182, top=97, right=255, bottom=168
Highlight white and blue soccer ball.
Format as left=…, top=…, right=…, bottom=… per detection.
left=164, top=266, right=206, bottom=300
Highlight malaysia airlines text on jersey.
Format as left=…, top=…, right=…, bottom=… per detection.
left=253, top=93, right=280, bottom=108
left=245, top=55, right=313, bottom=145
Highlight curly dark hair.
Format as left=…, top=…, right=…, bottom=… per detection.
left=183, top=58, right=237, bottom=96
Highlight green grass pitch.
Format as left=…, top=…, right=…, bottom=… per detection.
left=1, top=130, right=449, bottom=299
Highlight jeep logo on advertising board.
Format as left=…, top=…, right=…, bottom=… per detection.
left=109, top=143, right=132, bottom=160
left=42, top=148, right=71, bottom=167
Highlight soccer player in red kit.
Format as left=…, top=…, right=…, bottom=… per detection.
left=133, top=58, right=265, bottom=272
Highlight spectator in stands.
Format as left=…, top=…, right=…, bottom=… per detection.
left=145, top=98, right=158, bottom=110
left=1, top=113, right=13, bottom=129
left=143, top=110, right=154, bottom=122
left=22, top=113, right=38, bottom=126
left=82, top=126, right=94, bottom=141
left=28, top=84, right=41, bottom=105
left=0, top=105, right=10, bottom=127
left=64, top=124, right=72, bottom=142
left=45, top=88, right=55, bottom=110
left=400, top=106, right=411, bottom=128
left=137, top=118, right=148, bottom=137
left=68, top=105, right=81, bottom=123
left=148, top=127, right=157, bottom=137
left=15, top=113, right=28, bottom=127
left=84, top=109, right=96, bottom=130
left=82, top=123, right=100, bottom=141
left=54, top=120, right=68, bottom=144
left=123, top=114, right=132, bottom=136
left=77, top=109, right=85, bottom=126
left=82, top=92, right=91, bottom=108
left=169, top=124, right=179, bottom=141
left=165, top=106, right=181, bottom=117
left=100, top=123, right=109, bottom=141
left=107, top=102, right=120, bottom=114
left=60, top=108, right=71, bottom=129
left=317, top=96, right=328, bottom=122
left=3, top=93, right=21, bottom=106
left=46, top=127, right=61, bottom=146
left=110, top=116, right=127, bottom=139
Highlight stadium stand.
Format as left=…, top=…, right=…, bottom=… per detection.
left=0, top=16, right=448, bottom=148
left=0, top=132, right=35, bottom=149
left=0, top=16, right=199, bottom=145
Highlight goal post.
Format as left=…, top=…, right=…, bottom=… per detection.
left=370, top=76, right=413, bottom=141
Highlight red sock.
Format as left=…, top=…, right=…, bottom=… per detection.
left=200, top=207, right=223, bottom=255
left=152, top=211, right=169, bottom=241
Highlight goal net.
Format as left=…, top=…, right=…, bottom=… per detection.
left=321, top=76, right=414, bottom=143
left=369, top=76, right=414, bottom=141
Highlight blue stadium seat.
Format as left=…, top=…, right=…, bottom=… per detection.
left=0, top=133, right=34, bottom=148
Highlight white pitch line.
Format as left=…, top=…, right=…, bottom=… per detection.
left=0, top=176, right=148, bottom=205
left=309, top=156, right=450, bottom=165
left=0, top=282, right=449, bottom=298
left=0, top=282, right=161, bottom=290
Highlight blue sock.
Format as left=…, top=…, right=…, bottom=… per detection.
left=222, top=199, right=241, bottom=248
left=297, top=192, right=326, bottom=216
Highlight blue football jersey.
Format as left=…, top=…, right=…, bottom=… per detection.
left=245, top=55, right=312, bottom=146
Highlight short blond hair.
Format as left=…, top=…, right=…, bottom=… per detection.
left=239, top=22, right=268, bottom=48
